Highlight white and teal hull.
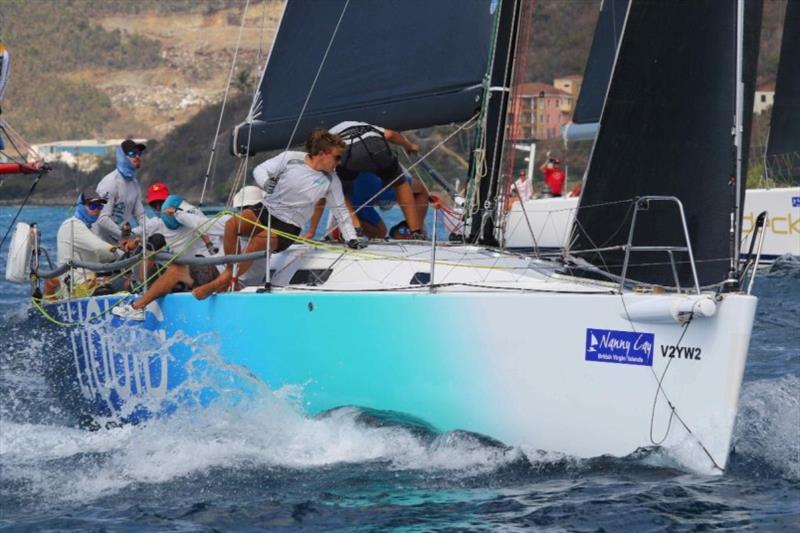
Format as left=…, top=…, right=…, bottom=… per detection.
left=51, top=244, right=758, bottom=474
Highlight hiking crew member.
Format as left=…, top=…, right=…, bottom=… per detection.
left=328, top=121, right=425, bottom=238
left=113, top=194, right=218, bottom=321
left=48, top=188, right=131, bottom=297
left=192, top=128, right=360, bottom=300
left=95, top=139, right=147, bottom=245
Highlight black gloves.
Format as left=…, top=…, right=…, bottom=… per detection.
left=347, top=238, right=368, bottom=250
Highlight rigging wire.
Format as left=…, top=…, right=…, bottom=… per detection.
left=478, top=0, right=521, bottom=241
left=280, top=0, right=349, bottom=154
left=198, top=0, right=252, bottom=205
left=618, top=293, right=724, bottom=472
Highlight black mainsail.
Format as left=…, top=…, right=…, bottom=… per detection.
left=232, top=0, right=495, bottom=156
left=568, top=0, right=763, bottom=288
left=562, top=0, right=629, bottom=142
left=765, top=0, right=800, bottom=185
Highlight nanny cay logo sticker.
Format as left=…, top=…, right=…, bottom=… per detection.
left=585, top=328, right=655, bottom=366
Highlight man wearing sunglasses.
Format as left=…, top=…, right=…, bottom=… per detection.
left=47, top=188, right=135, bottom=298
left=192, top=128, right=361, bottom=300
left=94, top=139, right=147, bottom=248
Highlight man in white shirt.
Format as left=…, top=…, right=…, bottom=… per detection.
left=113, top=193, right=218, bottom=320
left=95, top=139, right=147, bottom=245
left=511, top=169, right=534, bottom=203
left=192, top=128, right=360, bottom=300
left=49, top=188, right=130, bottom=297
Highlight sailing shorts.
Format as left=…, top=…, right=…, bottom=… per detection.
left=188, top=264, right=218, bottom=287
left=252, top=205, right=302, bottom=252
left=338, top=136, right=403, bottom=193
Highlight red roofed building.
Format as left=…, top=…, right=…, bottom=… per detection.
left=508, top=82, right=572, bottom=141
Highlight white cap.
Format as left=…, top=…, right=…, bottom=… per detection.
left=231, top=185, right=264, bottom=207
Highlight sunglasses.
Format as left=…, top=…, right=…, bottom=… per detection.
left=126, top=151, right=142, bottom=158
left=86, top=201, right=105, bottom=210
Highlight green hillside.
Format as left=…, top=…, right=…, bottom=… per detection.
left=0, top=0, right=790, bottom=204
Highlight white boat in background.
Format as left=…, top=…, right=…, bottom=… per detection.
left=521, top=0, right=798, bottom=262
left=741, top=188, right=800, bottom=259
left=6, top=0, right=767, bottom=475
left=505, top=187, right=800, bottom=260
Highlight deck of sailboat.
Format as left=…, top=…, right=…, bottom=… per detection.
left=236, top=241, right=616, bottom=294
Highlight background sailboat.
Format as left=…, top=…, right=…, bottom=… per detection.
left=505, top=0, right=798, bottom=261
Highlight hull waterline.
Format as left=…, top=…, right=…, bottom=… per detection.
left=52, top=285, right=757, bottom=475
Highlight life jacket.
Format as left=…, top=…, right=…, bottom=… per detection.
left=336, top=124, right=393, bottom=172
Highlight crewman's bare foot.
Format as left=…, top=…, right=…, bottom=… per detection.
left=192, top=271, right=231, bottom=300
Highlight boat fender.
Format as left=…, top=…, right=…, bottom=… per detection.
left=4, top=222, right=33, bottom=283
left=620, top=295, right=717, bottom=324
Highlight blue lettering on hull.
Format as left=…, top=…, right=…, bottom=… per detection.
left=585, top=328, right=655, bottom=366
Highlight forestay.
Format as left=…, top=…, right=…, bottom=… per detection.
left=568, top=0, right=763, bottom=288
left=232, top=0, right=495, bottom=155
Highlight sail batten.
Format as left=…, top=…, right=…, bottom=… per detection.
left=233, top=0, right=495, bottom=155
left=569, top=0, right=763, bottom=288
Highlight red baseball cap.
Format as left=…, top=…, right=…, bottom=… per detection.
left=146, top=182, right=170, bottom=203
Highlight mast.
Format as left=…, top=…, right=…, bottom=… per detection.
left=730, top=0, right=745, bottom=283
left=469, top=0, right=522, bottom=246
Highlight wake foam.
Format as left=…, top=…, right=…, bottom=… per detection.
left=0, top=397, right=525, bottom=504
left=732, top=375, right=800, bottom=480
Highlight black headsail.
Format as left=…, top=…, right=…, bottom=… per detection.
left=568, top=0, right=762, bottom=288
left=562, top=0, right=629, bottom=142
left=232, top=0, right=494, bottom=155
left=765, top=0, right=800, bottom=185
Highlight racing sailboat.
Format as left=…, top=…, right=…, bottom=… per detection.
left=505, top=0, right=798, bottom=260
left=14, top=0, right=764, bottom=474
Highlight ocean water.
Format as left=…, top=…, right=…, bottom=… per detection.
left=1, top=206, right=798, bottom=531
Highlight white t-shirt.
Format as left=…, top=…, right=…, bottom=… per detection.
left=95, top=169, right=146, bottom=244
left=56, top=217, right=120, bottom=286
left=512, top=177, right=534, bottom=201
left=252, top=151, right=356, bottom=241
left=143, top=213, right=210, bottom=260
left=329, top=121, right=385, bottom=145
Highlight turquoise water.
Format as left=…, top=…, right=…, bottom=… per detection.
left=1, top=207, right=798, bottom=530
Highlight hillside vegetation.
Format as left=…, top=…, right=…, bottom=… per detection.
left=0, top=0, right=790, bottom=203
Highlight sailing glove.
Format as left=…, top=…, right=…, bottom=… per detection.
left=347, top=238, right=368, bottom=250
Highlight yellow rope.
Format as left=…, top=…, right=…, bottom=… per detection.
left=227, top=211, right=514, bottom=270
left=31, top=208, right=528, bottom=328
